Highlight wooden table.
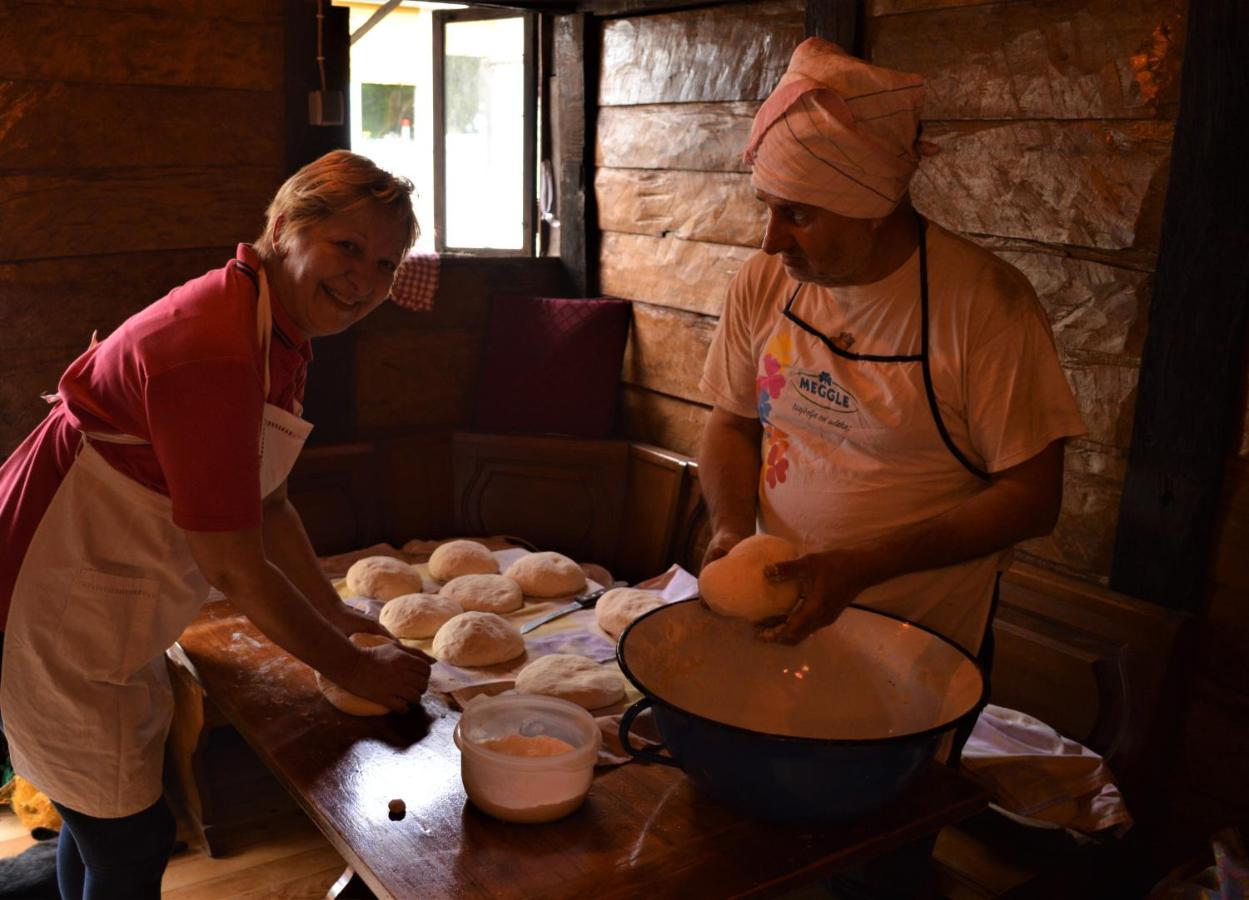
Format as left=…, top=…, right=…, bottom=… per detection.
left=168, top=598, right=987, bottom=900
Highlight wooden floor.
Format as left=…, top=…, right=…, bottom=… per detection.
left=0, top=797, right=345, bottom=898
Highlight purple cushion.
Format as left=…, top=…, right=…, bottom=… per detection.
left=472, top=295, right=632, bottom=438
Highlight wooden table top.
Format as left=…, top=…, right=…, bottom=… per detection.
left=173, top=598, right=987, bottom=900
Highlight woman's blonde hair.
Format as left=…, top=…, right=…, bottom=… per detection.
left=256, top=150, right=419, bottom=260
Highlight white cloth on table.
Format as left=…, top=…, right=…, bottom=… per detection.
left=962, top=704, right=1132, bottom=836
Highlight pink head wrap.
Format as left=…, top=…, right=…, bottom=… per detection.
left=744, top=37, right=926, bottom=219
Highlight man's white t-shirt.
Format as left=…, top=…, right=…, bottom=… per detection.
left=701, top=222, right=1086, bottom=654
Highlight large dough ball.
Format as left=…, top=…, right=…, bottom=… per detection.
left=432, top=612, right=525, bottom=667
left=504, top=552, right=587, bottom=598
left=428, top=540, right=499, bottom=582
left=595, top=588, right=664, bottom=638
left=439, top=574, right=523, bottom=614
left=698, top=534, right=801, bottom=622
left=346, top=556, right=423, bottom=602
left=514, top=654, right=625, bottom=710
left=380, top=593, right=463, bottom=640
left=316, top=633, right=392, bottom=716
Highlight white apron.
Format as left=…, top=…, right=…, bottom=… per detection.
left=0, top=269, right=313, bottom=818
left=756, top=220, right=1000, bottom=654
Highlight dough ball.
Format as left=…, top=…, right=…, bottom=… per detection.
left=345, top=556, right=423, bottom=602
left=316, top=633, right=392, bottom=716
left=698, top=534, right=801, bottom=622
left=514, top=654, right=625, bottom=710
left=428, top=540, right=499, bottom=582
left=595, top=588, right=665, bottom=638
left=380, top=592, right=463, bottom=640
left=432, top=612, right=525, bottom=667
left=439, top=574, right=523, bottom=614
left=504, top=552, right=587, bottom=598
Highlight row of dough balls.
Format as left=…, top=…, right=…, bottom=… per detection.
left=345, top=543, right=588, bottom=603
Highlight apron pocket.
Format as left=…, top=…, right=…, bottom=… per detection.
left=60, top=568, right=160, bottom=684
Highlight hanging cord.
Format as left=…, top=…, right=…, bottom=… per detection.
left=315, top=0, right=328, bottom=93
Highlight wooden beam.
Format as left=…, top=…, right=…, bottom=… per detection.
left=805, top=0, right=860, bottom=55
left=1109, top=0, right=1249, bottom=611
left=555, top=12, right=600, bottom=296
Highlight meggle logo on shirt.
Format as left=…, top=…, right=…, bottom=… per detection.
left=792, top=369, right=858, bottom=413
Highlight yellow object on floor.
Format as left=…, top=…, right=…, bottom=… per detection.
left=1, top=776, right=62, bottom=836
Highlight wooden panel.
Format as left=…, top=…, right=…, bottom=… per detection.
left=555, top=13, right=598, bottom=296
left=618, top=384, right=709, bottom=459
left=614, top=442, right=692, bottom=583
left=376, top=431, right=456, bottom=546
left=807, top=0, right=862, bottom=54
left=0, top=248, right=235, bottom=352
left=353, top=328, right=482, bottom=435
left=451, top=432, right=629, bottom=564
left=600, top=232, right=754, bottom=316
left=992, top=563, right=1190, bottom=802
left=0, top=167, right=280, bottom=262
left=869, top=0, right=1186, bottom=120
left=596, top=168, right=762, bottom=247
left=995, top=250, right=1151, bottom=360
left=1110, top=0, right=1249, bottom=612
left=286, top=443, right=383, bottom=557
left=0, top=4, right=282, bottom=91
left=912, top=120, right=1173, bottom=251
left=621, top=302, right=715, bottom=404
left=596, top=102, right=757, bottom=172
left=599, top=0, right=804, bottom=106
left=41, top=0, right=280, bottom=19
left=868, top=0, right=993, bottom=12
left=0, top=81, right=284, bottom=170
left=1202, top=458, right=1249, bottom=688
left=0, top=346, right=81, bottom=456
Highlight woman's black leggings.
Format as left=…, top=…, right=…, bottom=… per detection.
left=51, top=797, right=176, bottom=900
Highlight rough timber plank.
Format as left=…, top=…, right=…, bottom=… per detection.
left=0, top=4, right=282, bottom=91
left=621, top=302, right=717, bottom=405
left=912, top=119, right=1173, bottom=251
left=619, top=384, right=710, bottom=459
left=600, top=232, right=755, bottom=317
left=596, top=168, right=763, bottom=247
left=0, top=168, right=280, bottom=262
left=0, top=81, right=283, bottom=171
left=869, top=0, right=1186, bottom=120
left=599, top=0, right=804, bottom=105
left=596, top=103, right=758, bottom=173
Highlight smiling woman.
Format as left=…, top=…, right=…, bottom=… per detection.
left=0, top=150, right=430, bottom=900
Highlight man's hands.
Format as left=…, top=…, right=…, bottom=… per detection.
left=756, top=549, right=871, bottom=644
left=339, top=639, right=434, bottom=713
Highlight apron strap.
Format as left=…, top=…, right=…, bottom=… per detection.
left=916, top=217, right=992, bottom=482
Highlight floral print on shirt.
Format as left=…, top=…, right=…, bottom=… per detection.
left=757, top=333, right=793, bottom=491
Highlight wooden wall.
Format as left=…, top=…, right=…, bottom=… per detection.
left=597, top=0, right=1186, bottom=588
left=0, top=0, right=288, bottom=455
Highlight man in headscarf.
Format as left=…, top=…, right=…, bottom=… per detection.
left=699, top=38, right=1086, bottom=657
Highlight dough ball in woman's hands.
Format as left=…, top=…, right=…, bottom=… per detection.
left=504, top=552, right=587, bottom=598
left=428, top=540, right=499, bottom=582
left=514, top=654, right=625, bottom=710
left=595, top=588, right=664, bottom=638
left=316, top=633, right=393, bottom=716
left=380, top=593, right=463, bottom=640
left=439, top=574, right=523, bottom=614
left=432, top=612, right=525, bottom=667
left=698, top=534, right=801, bottom=622
left=346, top=556, right=423, bottom=602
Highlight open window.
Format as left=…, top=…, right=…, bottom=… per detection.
left=340, top=2, right=538, bottom=256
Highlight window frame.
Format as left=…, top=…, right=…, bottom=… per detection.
left=432, top=7, right=538, bottom=257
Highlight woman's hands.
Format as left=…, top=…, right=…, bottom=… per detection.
left=340, top=640, right=434, bottom=712
left=325, top=602, right=389, bottom=638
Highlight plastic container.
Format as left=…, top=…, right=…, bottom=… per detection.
left=453, top=693, right=601, bottom=823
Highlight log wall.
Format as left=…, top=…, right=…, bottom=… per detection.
left=0, top=0, right=288, bottom=454
left=597, top=0, right=1186, bottom=585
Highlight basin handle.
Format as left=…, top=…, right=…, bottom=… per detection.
left=618, top=697, right=680, bottom=767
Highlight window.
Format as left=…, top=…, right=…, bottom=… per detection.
left=339, top=1, right=537, bottom=256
